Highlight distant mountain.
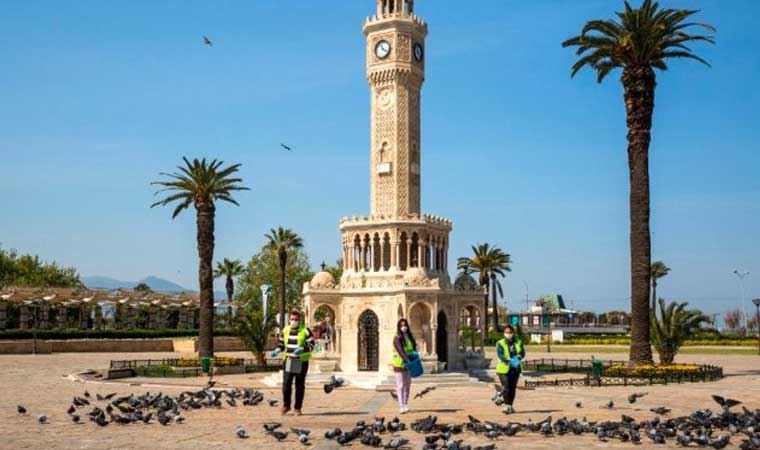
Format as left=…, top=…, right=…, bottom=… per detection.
left=82, top=275, right=228, bottom=300
left=82, top=275, right=192, bottom=293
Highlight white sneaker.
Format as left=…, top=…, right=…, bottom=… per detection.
left=400, top=408, right=407, bottom=414
left=403, top=406, right=409, bottom=413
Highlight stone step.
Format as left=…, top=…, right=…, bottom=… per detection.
left=375, top=372, right=484, bottom=391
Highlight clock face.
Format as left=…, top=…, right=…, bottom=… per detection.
left=414, top=43, right=424, bottom=62
left=375, top=40, right=391, bottom=59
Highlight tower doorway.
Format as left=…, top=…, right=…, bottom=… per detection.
left=358, top=310, right=379, bottom=371
left=436, top=310, right=448, bottom=365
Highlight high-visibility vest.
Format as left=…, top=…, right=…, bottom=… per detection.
left=495, top=338, right=523, bottom=374
left=282, top=324, right=312, bottom=362
left=391, top=336, right=414, bottom=369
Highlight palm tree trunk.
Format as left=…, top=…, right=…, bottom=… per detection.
left=623, top=66, right=655, bottom=365
left=651, top=279, right=657, bottom=317
left=226, top=276, right=234, bottom=328
left=491, top=275, right=499, bottom=330
left=196, top=202, right=216, bottom=359
left=279, top=250, right=287, bottom=329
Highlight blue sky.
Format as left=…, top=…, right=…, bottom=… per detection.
left=1, top=0, right=758, bottom=315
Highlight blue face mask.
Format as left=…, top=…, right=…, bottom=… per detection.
left=505, top=333, right=514, bottom=340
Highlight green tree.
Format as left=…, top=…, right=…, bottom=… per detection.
left=324, top=258, right=344, bottom=282
left=214, top=258, right=245, bottom=327
left=457, top=243, right=511, bottom=330
left=562, top=0, right=715, bottom=365
left=133, top=282, right=152, bottom=292
left=151, top=157, right=249, bottom=358
left=235, top=246, right=313, bottom=319
left=0, top=245, right=82, bottom=288
left=651, top=298, right=708, bottom=364
left=650, top=261, right=671, bottom=316
left=264, top=227, right=304, bottom=329
left=235, top=299, right=277, bottom=365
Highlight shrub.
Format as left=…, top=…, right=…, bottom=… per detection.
left=175, top=356, right=242, bottom=367
left=651, top=299, right=708, bottom=364
left=0, top=328, right=236, bottom=340
left=605, top=363, right=702, bottom=378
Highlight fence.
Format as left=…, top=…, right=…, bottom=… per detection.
left=110, top=357, right=278, bottom=378
left=522, top=358, right=724, bottom=388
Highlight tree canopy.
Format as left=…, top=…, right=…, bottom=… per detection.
left=235, top=246, right=313, bottom=312
left=0, top=245, right=82, bottom=288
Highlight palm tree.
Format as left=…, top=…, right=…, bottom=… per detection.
left=151, top=157, right=249, bottom=358
left=457, top=243, right=511, bottom=330
left=650, top=261, right=671, bottom=315
left=214, top=258, right=245, bottom=326
left=650, top=298, right=708, bottom=364
left=264, top=227, right=304, bottom=329
left=562, top=0, right=715, bottom=365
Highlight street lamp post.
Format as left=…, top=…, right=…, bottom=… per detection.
left=260, top=284, right=272, bottom=325
left=753, top=298, right=760, bottom=356
left=733, top=269, right=750, bottom=331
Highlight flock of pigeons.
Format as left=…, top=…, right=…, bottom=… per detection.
left=14, top=377, right=760, bottom=449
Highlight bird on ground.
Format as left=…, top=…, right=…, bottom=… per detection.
left=103, top=393, right=117, bottom=400
left=324, top=428, right=342, bottom=439
left=37, top=414, right=48, bottom=424
left=268, top=399, right=279, bottom=407
left=280, top=143, right=292, bottom=151
left=605, top=400, right=614, bottom=409
left=298, top=433, right=310, bottom=445
left=17, top=405, right=27, bottom=415
left=67, top=405, right=76, bottom=415
left=203, top=36, right=213, bottom=46
left=650, top=406, right=672, bottom=415
left=628, top=392, right=648, bottom=403
left=84, top=391, right=91, bottom=398
left=269, top=430, right=288, bottom=441
left=710, top=435, right=731, bottom=450
left=96, top=393, right=105, bottom=401
left=263, top=422, right=283, bottom=432
left=235, top=425, right=249, bottom=439
left=414, top=386, right=436, bottom=400
left=384, top=437, right=410, bottom=449
left=575, top=401, right=582, bottom=408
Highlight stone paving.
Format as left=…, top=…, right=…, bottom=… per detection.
left=1, top=350, right=759, bottom=450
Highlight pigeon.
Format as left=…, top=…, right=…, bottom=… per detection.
left=575, top=401, right=583, bottom=408
left=71, top=415, right=81, bottom=424
left=324, top=428, right=342, bottom=439
left=268, top=399, right=279, bottom=407
left=628, top=392, right=648, bottom=404
left=414, top=386, right=436, bottom=400
left=605, top=400, right=614, bottom=409
left=104, top=393, right=117, bottom=400
left=712, top=395, right=741, bottom=410
left=298, top=433, right=310, bottom=445
left=203, top=36, right=213, bottom=46
left=324, top=375, right=346, bottom=394
left=96, top=393, right=105, bottom=401
left=269, top=430, right=288, bottom=441
left=650, top=406, right=672, bottom=415
left=37, top=414, right=48, bottom=424
left=264, top=422, right=283, bottom=432
left=291, top=427, right=311, bottom=436
left=384, top=437, right=410, bottom=449
left=281, top=143, right=292, bottom=151
left=235, top=425, right=249, bottom=439
left=67, top=405, right=76, bottom=415
left=17, top=405, right=27, bottom=415
left=710, top=435, right=730, bottom=450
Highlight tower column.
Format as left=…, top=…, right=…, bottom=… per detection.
left=390, top=239, right=398, bottom=270
left=418, top=241, right=425, bottom=269
left=406, top=240, right=412, bottom=269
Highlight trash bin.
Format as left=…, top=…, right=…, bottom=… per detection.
left=201, top=357, right=213, bottom=374
left=406, top=352, right=424, bottom=378
left=591, top=358, right=603, bottom=379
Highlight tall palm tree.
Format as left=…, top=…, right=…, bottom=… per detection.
left=562, top=0, right=714, bottom=365
left=650, top=261, right=671, bottom=315
left=214, top=258, right=245, bottom=326
left=151, top=157, right=249, bottom=358
left=264, top=227, right=304, bottom=329
left=457, top=243, right=511, bottom=330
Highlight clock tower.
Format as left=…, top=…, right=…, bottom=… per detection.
left=364, top=0, right=427, bottom=217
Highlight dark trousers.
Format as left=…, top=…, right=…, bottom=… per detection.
left=282, top=361, right=309, bottom=409
left=498, top=369, right=520, bottom=406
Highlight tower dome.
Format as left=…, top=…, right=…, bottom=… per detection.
left=309, top=263, right=336, bottom=289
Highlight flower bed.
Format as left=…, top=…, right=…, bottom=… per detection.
left=604, top=363, right=702, bottom=378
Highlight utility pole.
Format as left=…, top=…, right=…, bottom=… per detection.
left=753, top=299, right=760, bottom=356
left=522, top=280, right=529, bottom=311
left=733, top=269, right=750, bottom=331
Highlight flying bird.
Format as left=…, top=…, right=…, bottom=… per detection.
left=203, top=36, right=213, bottom=46
left=414, top=386, right=436, bottom=400
left=628, top=392, right=648, bottom=404
left=711, top=395, right=741, bottom=410
left=280, top=143, right=293, bottom=151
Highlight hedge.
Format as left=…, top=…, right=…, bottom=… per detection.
left=0, top=328, right=237, bottom=340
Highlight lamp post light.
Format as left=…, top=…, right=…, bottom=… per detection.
left=753, top=298, right=760, bottom=356
left=733, top=269, right=750, bottom=331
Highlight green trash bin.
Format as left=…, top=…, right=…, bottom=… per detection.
left=201, top=357, right=213, bottom=374
left=591, top=358, right=603, bottom=379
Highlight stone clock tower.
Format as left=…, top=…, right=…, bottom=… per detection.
left=299, top=0, right=486, bottom=377
left=364, top=0, right=427, bottom=217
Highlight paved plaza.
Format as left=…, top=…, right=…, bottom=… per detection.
left=1, top=350, right=759, bottom=449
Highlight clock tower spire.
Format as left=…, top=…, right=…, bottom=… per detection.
left=364, top=1, right=427, bottom=218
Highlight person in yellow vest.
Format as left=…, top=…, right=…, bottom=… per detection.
left=271, top=310, right=314, bottom=415
left=391, top=318, right=418, bottom=414
left=495, top=324, right=525, bottom=414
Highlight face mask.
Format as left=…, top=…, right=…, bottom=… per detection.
left=290, top=320, right=300, bottom=327
left=401, top=326, right=409, bottom=333
left=505, top=333, right=514, bottom=340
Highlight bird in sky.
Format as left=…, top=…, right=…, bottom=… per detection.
left=280, top=143, right=293, bottom=151
left=203, top=36, right=213, bottom=46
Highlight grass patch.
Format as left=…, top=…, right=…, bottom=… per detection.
left=525, top=344, right=756, bottom=355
